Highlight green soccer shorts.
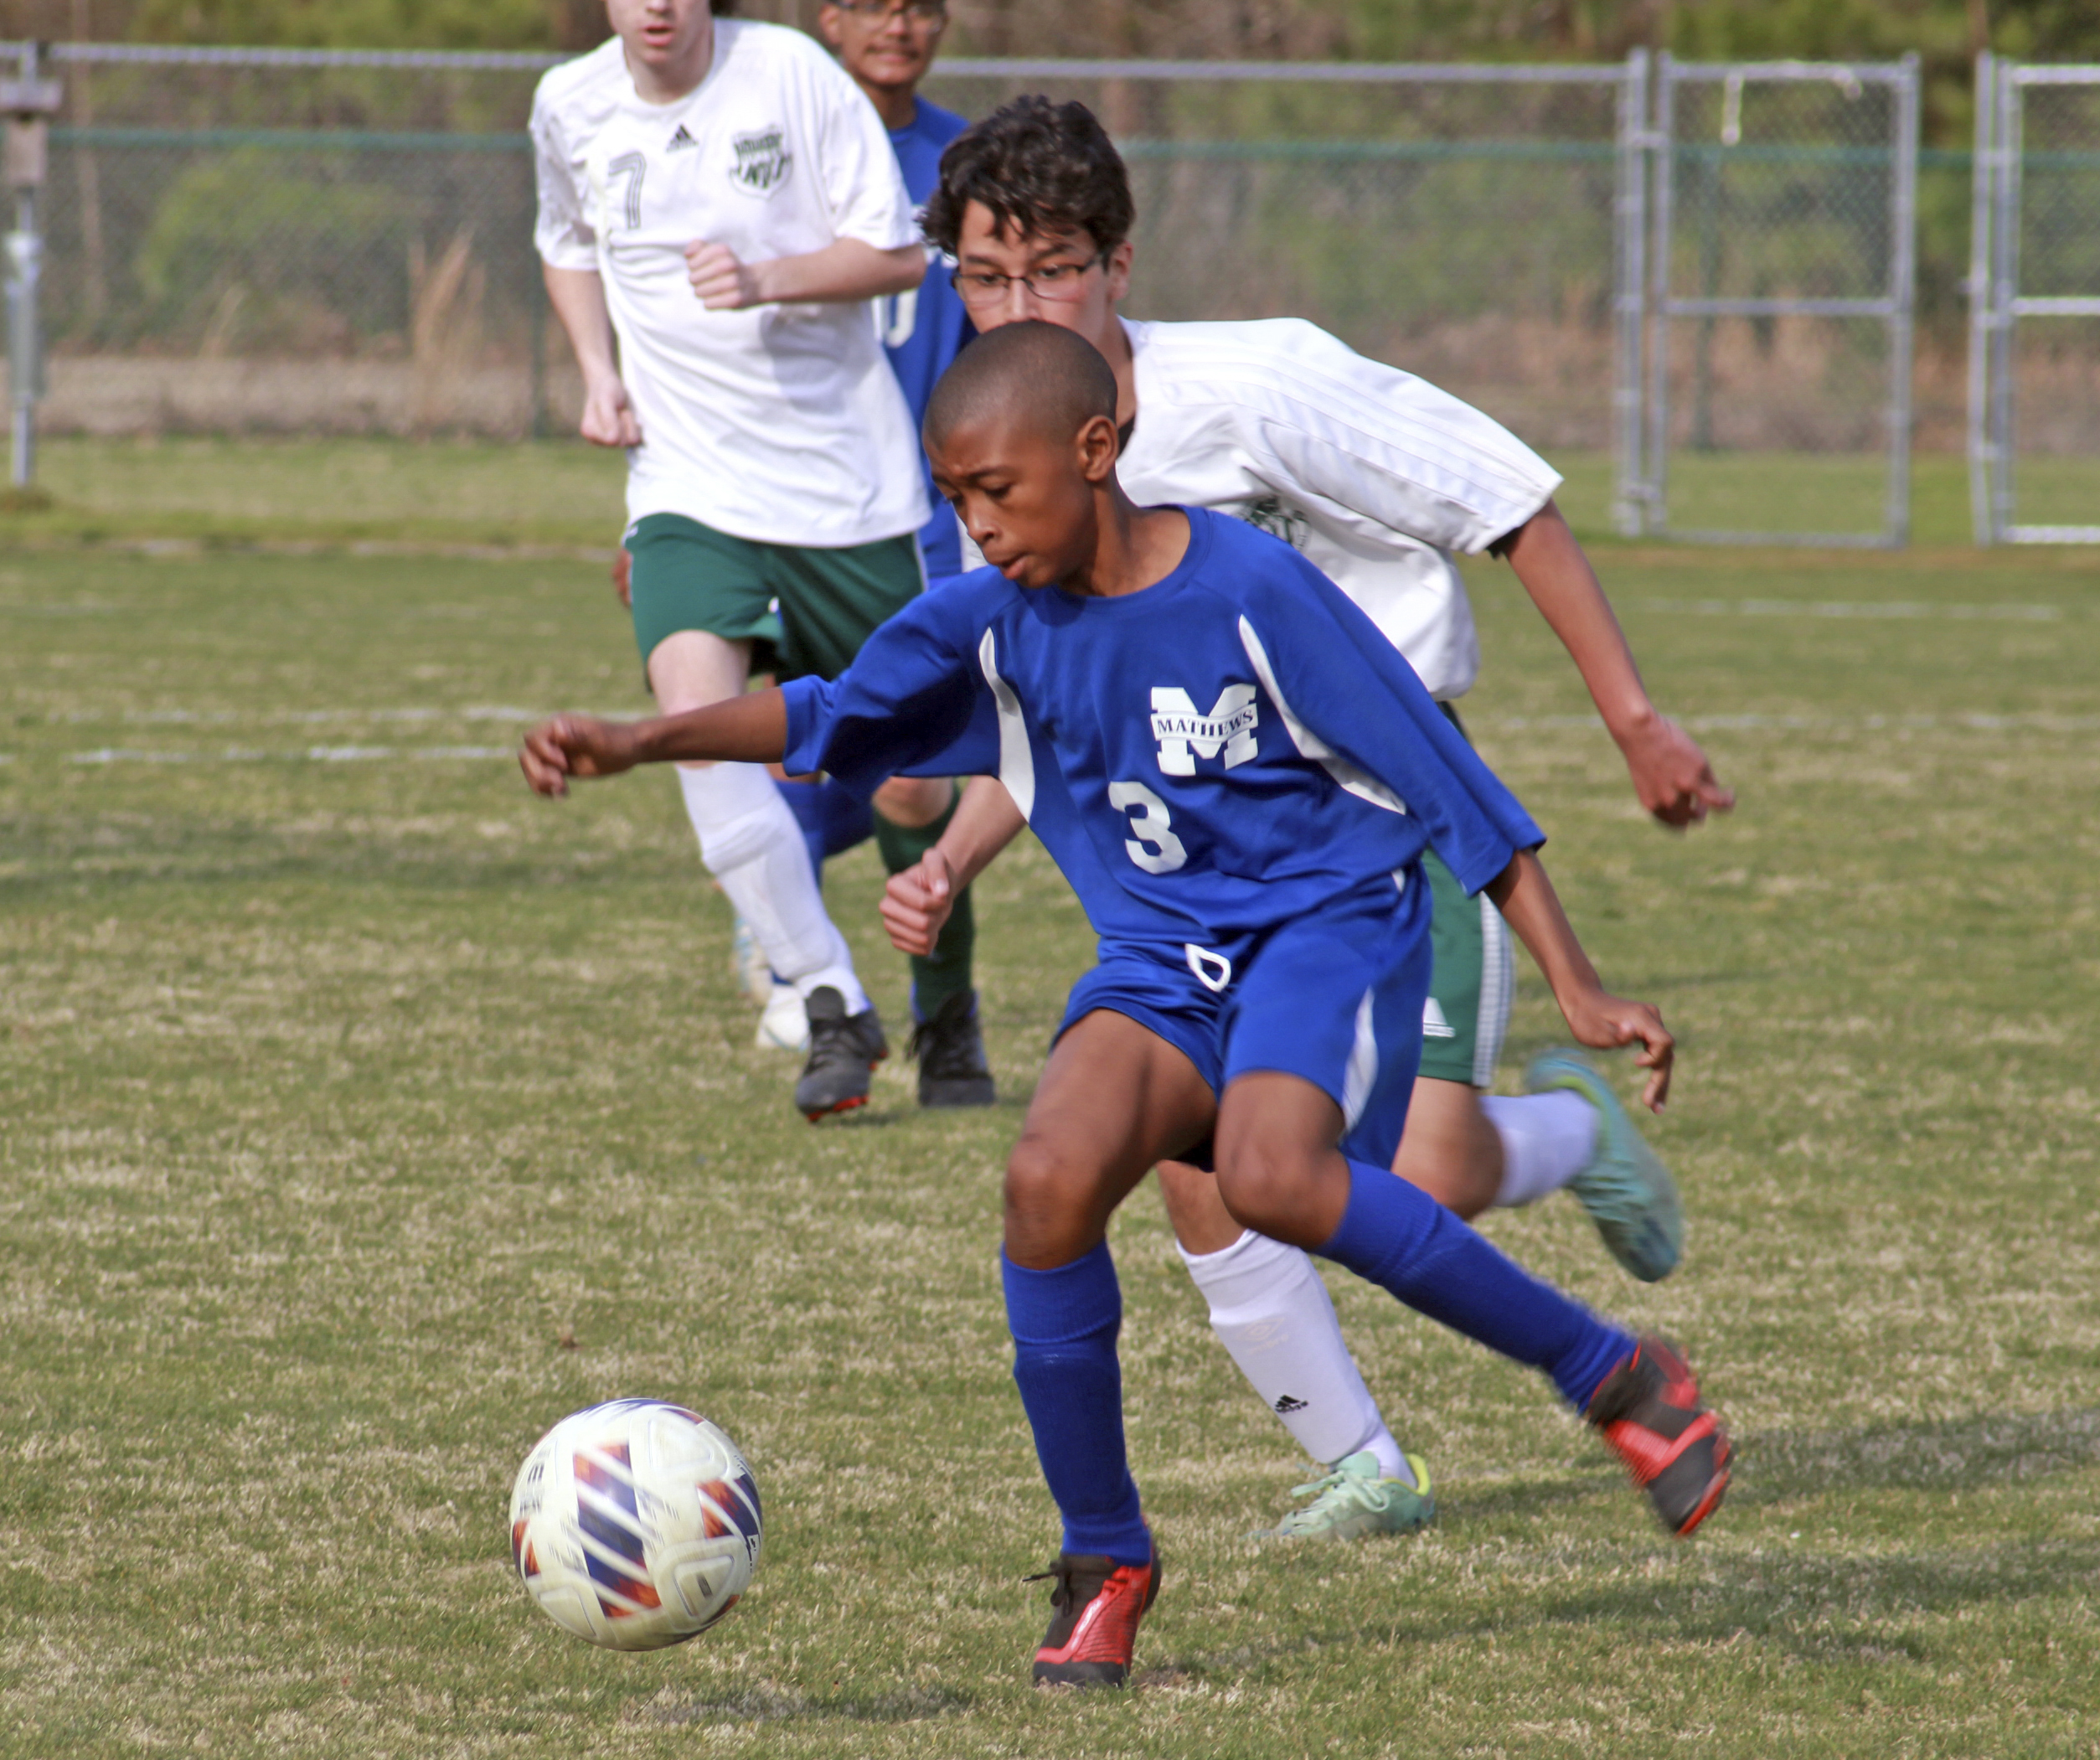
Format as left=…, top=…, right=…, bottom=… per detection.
left=1417, top=703, right=1515, bottom=1087
left=625, top=512, right=926, bottom=684
left=1418, top=848, right=1515, bottom=1087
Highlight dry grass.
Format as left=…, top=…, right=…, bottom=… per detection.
left=1, top=472, right=2096, bottom=1757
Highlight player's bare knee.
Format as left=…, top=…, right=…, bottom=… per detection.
left=1211, top=1140, right=1317, bottom=1241
left=873, top=774, right=952, bottom=829
left=1002, top=1135, right=1096, bottom=1261
left=1156, top=1159, right=1245, bottom=1254
left=1391, top=1153, right=1494, bottom=1220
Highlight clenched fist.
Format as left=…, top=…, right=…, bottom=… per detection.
left=519, top=715, right=640, bottom=797
left=686, top=240, right=757, bottom=310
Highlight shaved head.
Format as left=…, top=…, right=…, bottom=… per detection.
left=924, top=320, right=1117, bottom=454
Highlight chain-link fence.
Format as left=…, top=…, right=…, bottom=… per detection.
left=1628, top=56, right=1920, bottom=546
left=0, top=40, right=2072, bottom=544
left=926, top=59, right=1638, bottom=475
left=3, top=44, right=1642, bottom=468
left=1969, top=57, right=2100, bottom=543
left=9, top=44, right=556, bottom=445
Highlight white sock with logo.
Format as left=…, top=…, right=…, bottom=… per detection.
left=1482, top=1091, right=1600, bottom=1208
left=675, top=763, right=868, bottom=1014
left=1177, top=1229, right=1414, bottom=1485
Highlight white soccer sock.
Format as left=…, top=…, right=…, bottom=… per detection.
left=1482, top=1091, right=1600, bottom=1208
left=1178, top=1229, right=1413, bottom=1484
left=675, top=763, right=868, bottom=1014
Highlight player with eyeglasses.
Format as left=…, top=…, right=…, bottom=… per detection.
left=878, top=95, right=1736, bottom=1542
left=950, top=253, right=1107, bottom=304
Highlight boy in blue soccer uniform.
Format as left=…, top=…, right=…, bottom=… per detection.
left=520, top=323, right=1731, bottom=1689
left=818, top=0, right=974, bottom=577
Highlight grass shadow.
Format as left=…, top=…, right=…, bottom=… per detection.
left=1146, top=1527, right=2100, bottom=1688
left=1440, top=1408, right=2100, bottom=1529
left=1736, top=1406, right=2100, bottom=1501
left=640, top=1685, right=971, bottom=1726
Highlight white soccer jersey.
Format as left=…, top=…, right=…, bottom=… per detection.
left=532, top=23, right=930, bottom=546
left=1087, top=317, right=1560, bottom=701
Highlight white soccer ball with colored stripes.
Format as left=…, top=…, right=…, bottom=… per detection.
left=508, top=1399, right=762, bottom=1651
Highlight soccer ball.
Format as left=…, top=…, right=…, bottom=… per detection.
left=508, top=1399, right=763, bottom=1651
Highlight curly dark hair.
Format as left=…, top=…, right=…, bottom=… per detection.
left=921, top=95, right=1133, bottom=258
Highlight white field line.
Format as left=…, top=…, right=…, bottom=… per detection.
left=1636, top=597, right=2073, bottom=622
left=54, top=745, right=519, bottom=766
left=1485, top=711, right=2100, bottom=733
left=54, top=705, right=553, bottom=726
left=0, top=540, right=620, bottom=566
left=10, top=710, right=2098, bottom=770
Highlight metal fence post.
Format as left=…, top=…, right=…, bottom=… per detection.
left=1612, top=48, right=1649, bottom=536
left=1643, top=54, right=1677, bottom=535
left=1984, top=62, right=2100, bottom=545
left=1986, top=59, right=2020, bottom=545
left=1885, top=51, right=1919, bottom=549
left=1966, top=51, right=1996, bottom=545
left=3, top=44, right=63, bottom=494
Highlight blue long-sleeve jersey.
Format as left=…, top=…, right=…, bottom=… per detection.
left=877, top=99, right=973, bottom=575
left=780, top=510, right=1544, bottom=947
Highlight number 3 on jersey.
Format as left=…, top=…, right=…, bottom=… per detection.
left=1107, top=781, right=1187, bottom=875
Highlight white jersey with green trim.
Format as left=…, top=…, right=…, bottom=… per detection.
left=531, top=23, right=929, bottom=546
left=958, top=316, right=1561, bottom=701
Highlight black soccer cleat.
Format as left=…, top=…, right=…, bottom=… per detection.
left=792, top=986, right=888, bottom=1121
left=909, top=988, right=997, bottom=1109
left=1584, top=1335, right=1731, bottom=1537
left=1027, top=1548, right=1161, bottom=1689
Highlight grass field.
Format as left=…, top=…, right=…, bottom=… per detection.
left=3, top=443, right=2097, bottom=1758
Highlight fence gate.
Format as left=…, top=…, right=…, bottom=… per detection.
left=1969, top=56, right=2100, bottom=545
left=1630, top=54, right=1919, bottom=545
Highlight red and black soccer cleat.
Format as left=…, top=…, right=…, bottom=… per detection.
left=1585, top=1335, right=1731, bottom=1537
left=1027, top=1549, right=1161, bottom=1688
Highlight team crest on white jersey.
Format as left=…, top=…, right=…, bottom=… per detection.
left=729, top=126, right=792, bottom=194
left=1239, top=496, right=1309, bottom=551
left=1151, top=684, right=1258, bottom=776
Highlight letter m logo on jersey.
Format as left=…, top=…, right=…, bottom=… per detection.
left=1150, top=684, right=1258, bottom=777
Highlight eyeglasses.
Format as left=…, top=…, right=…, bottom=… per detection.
left=828, top=0, right=947, bottom=20
left=948, top=253, right=1107, bottom=307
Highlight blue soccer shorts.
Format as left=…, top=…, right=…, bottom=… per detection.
left=1056, top=878, right=1432, bottom=1169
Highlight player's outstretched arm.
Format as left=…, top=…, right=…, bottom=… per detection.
left=520, top=692, right=789, bottom=798
left=880, top=776, right=1027, bottom=957
left=1486, top=847, right=1674, bottom=1112
left=1500, top=501, right=1733, bottom=828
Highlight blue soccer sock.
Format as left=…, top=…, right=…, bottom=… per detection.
left=1001, top=1241, right=1153, bottom=1566
left=1316, top=1159, right=1633, bottom=1411
left=775, top=777, right=876, bottom=880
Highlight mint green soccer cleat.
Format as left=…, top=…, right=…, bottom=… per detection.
left=1526, top=1050, right=1684, bottom=1283
left=730, top=916, right=774, bottom=1007
left=1252, top=1452, right=1436, bottom=1542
